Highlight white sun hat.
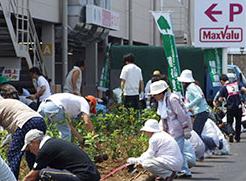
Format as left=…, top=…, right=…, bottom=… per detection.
left=149, top=80, right=169, bottom=95
left=140, top=119, right=161, bottom=132
left=177, top=69, right=195, bottom=83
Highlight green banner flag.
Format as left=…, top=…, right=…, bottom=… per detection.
left=204, top=48, right=222, bottom=87
left=98, top=43, right=111, bottom=91
left=152, top=12, right=182, bottom=92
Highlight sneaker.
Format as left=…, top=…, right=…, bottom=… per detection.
left=212, top=147, right=221, bottom=155
left=229, top=134, right=234, bottom=143
left=177, top=174, right=192, bottom=179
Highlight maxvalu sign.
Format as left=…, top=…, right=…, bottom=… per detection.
left=194, top=0, right=245, bottom=47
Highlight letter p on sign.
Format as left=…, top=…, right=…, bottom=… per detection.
left=230, top=3, right=243, bottom=22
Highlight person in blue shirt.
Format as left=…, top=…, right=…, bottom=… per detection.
left=178, top=69, right=209, bottom=137
left=0, top=155, right=16, bottom=181
left=218, top=74, right=246, bottom=142
left=96, top=97, right=109, bottom=114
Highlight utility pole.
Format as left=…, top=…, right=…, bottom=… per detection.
left=62, top=0, right=68, bottom=85
left=128, top=0, right=132, bottom=45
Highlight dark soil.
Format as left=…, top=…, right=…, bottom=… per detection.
left=96, top=158, right=154, bottom=181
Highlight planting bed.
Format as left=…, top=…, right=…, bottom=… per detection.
left=96, top=158, right=152, bottom=181
left=1, top=107, right=160, bottom=181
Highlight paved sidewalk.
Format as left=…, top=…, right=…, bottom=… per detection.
left=175, top=132, right=246, bottom=181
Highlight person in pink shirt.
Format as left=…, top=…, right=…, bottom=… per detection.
left=149, top=80, right=192, bottom=178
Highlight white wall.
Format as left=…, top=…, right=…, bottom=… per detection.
left=132, top=1, right=153, bottom=44
left=110, top=1, right=128, bottom=40
left=110, top=0, right=154, bottom=44
left=29, top=0, right=60, bottom=23
left=109, top=0, right=189, bottom=45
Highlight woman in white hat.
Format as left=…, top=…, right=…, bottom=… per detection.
left=149, top=80, right=193, bottom=178
left=127, top=119, right=182, bottom=181
left=177, top=69, right=209, bottom=137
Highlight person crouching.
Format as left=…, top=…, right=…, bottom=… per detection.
left=127, top=119, right=182, bottom=181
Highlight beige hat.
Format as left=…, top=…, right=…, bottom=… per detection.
left=177, top=69, right=195, bottom=83
left=149, top=80, right=169, bottom=95
left=21, top=129, right=44, bottom=151
left=140, top=119, right=161, bottom=132
left=152, top=70, right=161, bottom=76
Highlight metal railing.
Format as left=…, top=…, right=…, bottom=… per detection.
left=9, top=0, right=47, bottom=75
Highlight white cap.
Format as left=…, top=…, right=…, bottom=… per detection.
left=177, top=69, right=195, bottom=83
left=149, top=80, right=169, bottom=95
left=21, top=129, right=44, bottom=151
left=140, top=119, right=161, bottom=133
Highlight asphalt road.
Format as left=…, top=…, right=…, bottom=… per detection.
left=175, top=132, right=246, bottom=181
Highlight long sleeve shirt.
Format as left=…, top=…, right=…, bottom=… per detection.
left=138, top=131, right=183, bottom=171
left=185, top=83, right=208, bottom=115
left=158, top=91, right=192, bottom=138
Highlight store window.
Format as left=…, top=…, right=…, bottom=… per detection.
left=92, top=0, right=111, bottom=9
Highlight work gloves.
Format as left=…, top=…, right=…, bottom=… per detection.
left=184, top=127, right=191, bottom=139
left=127, top=157, right=139, bottom=165
left=127, top=151, right=154, bottom=165
left=139, top=92, right=145, bottom=100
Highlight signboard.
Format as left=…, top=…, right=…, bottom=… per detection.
left=204, top=48, right=222, bottom=86
left=42, top=44, right=53, bottom=56
left=2, top=68, right=20, bottom=81
left=86, top=5, right=120, bottom=31
left=194, top=0, right=246, bottom=47
left=152, top=12, right=182, bottom=93
left=98, top=43, right=111, bottom=92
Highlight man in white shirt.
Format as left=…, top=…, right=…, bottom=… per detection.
left=144, top=70, right=163, bottom=109
left=127, top=119, right=182, bottom=181
left=145, top=70, right=162, bottom=99
left=37, top=93, right=97, bottom=146
left=120, top=53, right=144, bottom=110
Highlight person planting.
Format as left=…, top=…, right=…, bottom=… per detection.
left=0, top=97, right=47, bottom=179
left=127, top=119, right=182, bottom=181
left=37, top=93, right=97, bottom=145
left=22, top=129, right=101, bottom=181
